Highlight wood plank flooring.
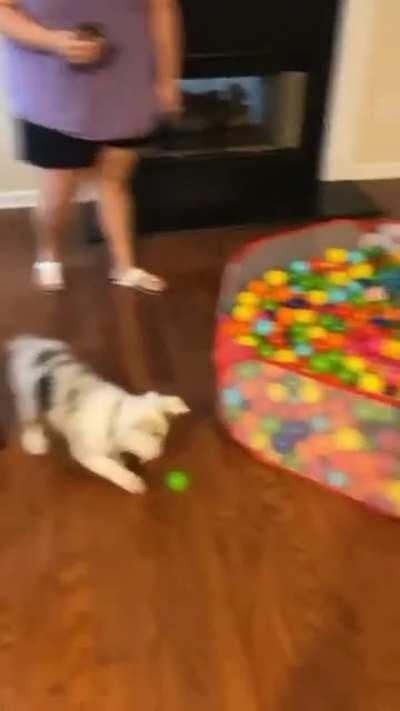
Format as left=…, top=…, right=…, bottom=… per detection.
left=0, top=184, right=399, bottom=710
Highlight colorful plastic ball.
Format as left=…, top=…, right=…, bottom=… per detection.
left=257, top=341, right=276, bottom=358
left=222, top=387, right=243, bottom=407
left=308, top=326, right=327, bottom=340
left=348, top=249, right=364, bottom=264
left=325, top=247, right=348, bottom=264
left=343, top=355, right=367, bottom=373
left=235, top=334, right=259, bottom=347
left=319, top=313, right=340, bottom=330
left=349, top=292, right=366, bottom=306
left=247, top=279, right=267, bottom=295
left=249, top=432, right=269, bottom=451
left=261, top=298, right=278, bottom=311
left=236, top=362, right=262, bottom=379
left=347, top=280, right=363, bottom=293
left=294, top=343, right=313, bottom=357
left=165, top=469, right=190, bottom=492
left=309, top=352, right=334, bottom=373
left=253, top=318, right=274, bottom=336
left=380, top=339, right=400, bottom=360
left=276, top=307, right=296, bottom=327
left=294, top=309, right=316, bottom=324
left=260, top=415, right=282, bottom=435
left=298, top=381, right=322, bottom=404
left=265, top=382, right=288, bottom=403
left=327, top=287, right=348, bottom=303
left=283, top=420, right=311, bottom=440
left=348, top=263, right=374, bottom=279
left=336, top=367, right=358, bottom=386
left=232, top=305, right=257, bottom=322
left=271, top=432, right=294, bottom=454
left=289, top=260, right=309, bottom=274
left=310, top=414, right=330, bottom=432
left=328, top=271, right=349, bottom=286
left=263, top=269, right=288, bottom=287
left=307, top=290, right=328, bottom=306
left=236, top=291, right=259, bottom=306
left=358, top=372, right=385, bottom=394
left=326, top=470, right=348, bottom=487
left=273, top=349, right=298, bottom=364
left=335, top=427, right=366, bottom=451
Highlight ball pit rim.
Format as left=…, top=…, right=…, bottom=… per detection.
left=215, top=217, right=400, bottom=409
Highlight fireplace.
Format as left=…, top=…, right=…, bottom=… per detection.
left=88, top=0, right=378, bottom=238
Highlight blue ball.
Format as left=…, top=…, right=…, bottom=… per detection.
left=310, top=414, right=330, bottom=432
left=283, top=420, right=310, bottom=440
left=290, top=260, right=309, bottom=274
left=222, top=387, right=242, bottom=408
left=326, top=470, right=348, bottom=488
left=347, top=280, right=363, bottom=293
left=348, top=249, right=364, bottom=264
left=327, top=287, right=347, bottom=303
left=294, top=343, right=313, bottom=357
left=253, top=318, right=274, bottom=336
left=271, top=432, right=294, bottom=454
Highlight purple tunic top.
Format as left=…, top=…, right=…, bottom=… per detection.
left=4, top=0, right=157, bottom=140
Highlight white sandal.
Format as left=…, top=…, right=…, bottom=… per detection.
left=110, top=267, right=167, bottom=294
left=33, top=261, right=65, bottom=292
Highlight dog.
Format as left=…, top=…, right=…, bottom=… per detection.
left=6, top=336, right=189, bottom=493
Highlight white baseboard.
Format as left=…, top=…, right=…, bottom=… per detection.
left=0, top=184, right=95, bottom=210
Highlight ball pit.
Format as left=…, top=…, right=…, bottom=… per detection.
left=215, top=219, right=400, bottom=518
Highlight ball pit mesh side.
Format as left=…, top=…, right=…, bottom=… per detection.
left=215, top=219, right=400, bottom=519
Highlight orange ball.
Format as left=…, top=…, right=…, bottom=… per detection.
left=248, top=279, right=268, bottom=295
left=276, top=307, right=296, bottom=327
left=274, top=286, right=292, bottom=301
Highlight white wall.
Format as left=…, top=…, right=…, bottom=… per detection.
left=322, top=0, right=400, bottom=181
left=1, top=0, right=400, bottom=202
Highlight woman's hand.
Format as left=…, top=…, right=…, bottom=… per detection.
left=50, top=30, right=104, bottom=64
left=155, top=80, right=182, bottom=116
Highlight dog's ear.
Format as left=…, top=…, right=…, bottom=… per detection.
left=160, top=396, right=190, bottom=417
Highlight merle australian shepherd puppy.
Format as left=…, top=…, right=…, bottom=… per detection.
left=7, top=336, right=189, bottom=493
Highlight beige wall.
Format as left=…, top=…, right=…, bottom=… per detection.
left=1, top=0, right=400, bottom=196
left=323, top=0, right=400, bottom=180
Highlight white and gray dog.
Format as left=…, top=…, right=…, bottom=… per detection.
left=6, top=336, right=189, bottom=493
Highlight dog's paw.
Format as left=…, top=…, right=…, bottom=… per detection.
left=161, top=396, right=190, bottom=416
left=21, top=426, right=49, bottom=456
left=119, top=473, right=147, bottom=495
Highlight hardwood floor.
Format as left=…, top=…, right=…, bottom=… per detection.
left=0, top=185, right=400, bottom=710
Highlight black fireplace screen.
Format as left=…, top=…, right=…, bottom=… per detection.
left=153, top=72, right=307, bottom=155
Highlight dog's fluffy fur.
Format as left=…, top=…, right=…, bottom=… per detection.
left=6, top=336, right=189, bottom=493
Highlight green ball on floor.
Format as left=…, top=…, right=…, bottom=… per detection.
left=165, top=469, right=191, bottom=492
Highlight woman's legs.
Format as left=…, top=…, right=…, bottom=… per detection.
left=35, top=168, right=82, bottom=262
left=96, top=146, right=165, bottom=291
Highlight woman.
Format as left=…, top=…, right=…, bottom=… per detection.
left=0, top=0, right=182, bottom=292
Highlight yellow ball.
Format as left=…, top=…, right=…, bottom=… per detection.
left=263, top=269, right=288, bottom=287
left=384, top=482, right=400, bottom=507
left=308, top=326, right=327, bottom=340
left=232, top=305, right=257, bottom=322
left=348, top=263, right=374, bottom=279
left=249, top=432, right=269, bottom=451
left=294, top=309, right=317, bottom=324
left=335, top=427, right=365, bottom=451
left=328, top=270, right=349, bottom=286
left=235, top=335, right=258, bottom=347
left=325, top=247, right=348, bottom=264
left=299, top=381, right=322, bottom=404
left=273, top=349, right=298, bottom=364
left=266, top=382, right=288, bottom=403
left=236, top=290, right=260, bottom=306
left=358, top=372, right=385, bottom=393
left=343, top=355, right=367, bottom=373
left=308, top=290, right=328, bottom=306
left=380, top=339, right=400, bottom=360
